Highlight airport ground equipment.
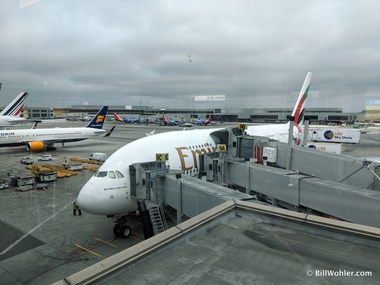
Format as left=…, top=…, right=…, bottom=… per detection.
left=35, top=183, right=48, bottom=190
left=62, top=157, right=83, bottom=170
left=9, top=173, right=35, bottom=187
left=36, top=170, right=57, bottom=182
left=26, top=164, right=77, bottom=178
left=309, top=127, right=361, bottom=143
left=0, top=178, right=9, bottom=190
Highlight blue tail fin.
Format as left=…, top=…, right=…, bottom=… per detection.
left=86, top=106, right=108, bottom=129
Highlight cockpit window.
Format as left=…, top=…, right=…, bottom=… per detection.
left=96, top=171, right=108, bottom=178
left=115, top=171, right=124, bottom=178
left=108, top=171, right=116, bottom=179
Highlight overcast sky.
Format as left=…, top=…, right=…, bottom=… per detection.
left=0, top=0, right=379, bottom=112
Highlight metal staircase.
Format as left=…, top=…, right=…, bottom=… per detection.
left=148, top=204, right=168, bottom=235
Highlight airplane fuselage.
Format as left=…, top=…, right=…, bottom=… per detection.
left=246, top=122, right=303, bottom=144
left=0, top=116, right=28, bottom=127
left=0, top=127, right=105, bottom=148
left=77, top=128, right=222, bottom=215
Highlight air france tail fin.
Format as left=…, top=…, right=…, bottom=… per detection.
left=0, top=92, right=29, bottom=116
left=291, top=72, right=312, bottom=127
left=86, top=106, right=108, bottom=129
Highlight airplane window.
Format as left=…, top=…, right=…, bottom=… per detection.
left=96, top=171, right=108, bottom=178
left=93, top=171, right=99, bottom=177
left=115, top=171, right=124, bottom=178
left=108, top=171, right=116, bottom=179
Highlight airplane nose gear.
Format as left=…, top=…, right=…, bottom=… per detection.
left=113, top=216, right=132, bottom=238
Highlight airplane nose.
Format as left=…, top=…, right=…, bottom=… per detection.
left=77, top=183, right=96, bottom=214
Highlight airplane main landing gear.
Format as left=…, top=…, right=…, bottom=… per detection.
left=113, top=216, right=132, bottom=238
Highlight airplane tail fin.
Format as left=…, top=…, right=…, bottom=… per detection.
left=205, top=114, right=212, bottom=125
left=291, top=72, right=312, bottom=127
left=104, top=126, right=115, bottom=137
left=86, top=106, right=108, bottom=129
left=161, top=113, right=168, bottom=125
left=31, top=120, right=42, bottom=129
left=113, top=112, right=123, bottom=122
left=0, top=92, right=29, bottom=116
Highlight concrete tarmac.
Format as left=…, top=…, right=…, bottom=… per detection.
left=0, top=121, right=222, bottom=285
left=0, top=121, right=376, bottom=285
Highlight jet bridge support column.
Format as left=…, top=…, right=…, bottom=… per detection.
left=286, top=117, right=294, bottom=170
left=176, top=174, right=183, bottom=224
left=303, top=117, right=310, bottom=147
left=137, top=200, right=154, bottom=239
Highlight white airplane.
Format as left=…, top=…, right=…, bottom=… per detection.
left=0, top=106, right=111, bottom=151
left=245, top=72, right=312, bottom=145
left=77, top=72, right=312, bottom=238
left=0, top=91, right=29, bottom=127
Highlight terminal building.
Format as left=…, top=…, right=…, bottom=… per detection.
left=14, top=105, right=358, bottom=125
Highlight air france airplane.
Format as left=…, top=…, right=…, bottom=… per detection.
left=0, top=106, right=110, bottom=151
left=77, top=73, right=312, bottom=238
left=0, top=91, right=29, bottom=127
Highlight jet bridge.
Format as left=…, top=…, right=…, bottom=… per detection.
left=129, top=155, right=258, bottom=231
left=128, top=126, right=380, bottom=230
left=201, top=131, right=380, bottom=228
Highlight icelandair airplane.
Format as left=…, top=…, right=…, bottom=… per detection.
left=0, top=106, right=111, bottom=151
left=245, top=72, right=312, bottom=145
left=77, top=72, right=312, bottom=238
left=0, top=91, right=29, bottom=127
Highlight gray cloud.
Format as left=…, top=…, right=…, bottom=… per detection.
left=1, top=0, right=380, bottom=112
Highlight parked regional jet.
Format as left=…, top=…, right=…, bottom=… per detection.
left=194, top=114, right=212, bottom=125
left=0, top=106, right=111, bottom=151
left=161, top=113, right=178, bottom=126
left=114, top=112, right=140, bottom=123
left=0, top=91, right=29, bottom=127
left=245, top=72, right=312, bottom=145
left=77, top=72, right=312, bottom=238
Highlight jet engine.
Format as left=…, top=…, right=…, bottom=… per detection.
left=26, top=141, right=45, bottom=151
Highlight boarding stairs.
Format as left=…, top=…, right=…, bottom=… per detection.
left=148, top=204, right=168, bottom=235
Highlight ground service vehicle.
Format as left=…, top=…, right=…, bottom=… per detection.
left=20, top=157, right=34, bottom=164
left=38, top=154, right=52, bottom=161
left=89, top=153, right=107, bottom=162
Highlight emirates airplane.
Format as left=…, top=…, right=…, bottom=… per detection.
left=0, top=106, right=112, bottom=151
left=77, top=72, right=312, bottom=238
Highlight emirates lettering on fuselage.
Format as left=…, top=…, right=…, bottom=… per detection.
left=175, top=142, right=216, bottom=171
